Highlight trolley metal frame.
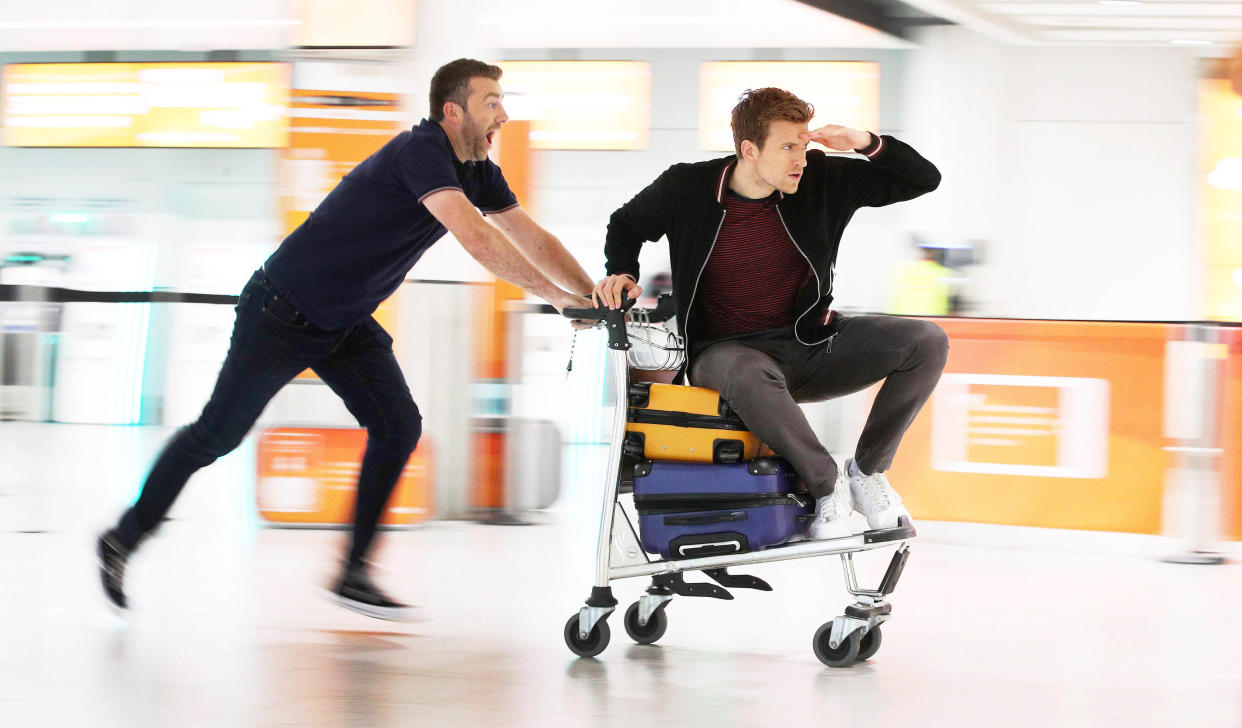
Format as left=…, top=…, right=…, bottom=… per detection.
left=562, top=301, right=914, bottom=666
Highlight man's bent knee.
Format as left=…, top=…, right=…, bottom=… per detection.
left=370, top=408, right=422, bottom=455
left=917, top=321, right=950, bottom=364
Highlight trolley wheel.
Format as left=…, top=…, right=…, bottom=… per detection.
left=812, top=622, right=861, bottom=667
left=564, top=613, right=611, bottom=658
left=623, top=602, right=668, bottom=645
left=856, top=626, right=882, bottom=662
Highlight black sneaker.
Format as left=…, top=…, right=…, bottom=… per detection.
left=332, top=566, right=417, bottom=621
left=97, top=530, right=130, bottom=610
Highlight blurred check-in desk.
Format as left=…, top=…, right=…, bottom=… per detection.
left=879, top=318, right=1241, bottom=544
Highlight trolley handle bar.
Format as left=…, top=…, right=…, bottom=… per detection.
left=561, top=296, right=637, bottom=321
left=563, top=298, right=636, bottom=351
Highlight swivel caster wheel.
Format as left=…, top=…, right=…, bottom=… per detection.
left=564, top=613, right=611, bottom=658
left=856, top=626, right=882, bottom=662
left=812, top=622, right=860, bottom=667
left=623, top=601, right=668, bottom=645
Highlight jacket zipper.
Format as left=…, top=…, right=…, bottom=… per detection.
left=775, top=205, right=832, bottom=346
left=682, top=208, right=728, bottom=359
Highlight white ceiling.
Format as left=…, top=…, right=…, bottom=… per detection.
left=0, top=0, right=1236, bottom=54
left=473, top=0, right=914, bottom=49
left=902, top=0, right=1242, bottom=51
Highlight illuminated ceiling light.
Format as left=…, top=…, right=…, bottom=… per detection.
left=0, top=19, right=301, bottom=29
left=479, top=17, right=760, bottom=25
left=1233, top=268, right=1242, bottom=288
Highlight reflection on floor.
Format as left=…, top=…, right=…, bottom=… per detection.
left=2, top=422, right=1240, bottom=727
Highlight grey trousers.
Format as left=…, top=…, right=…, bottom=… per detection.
left=689, top=315, right=949, bottom=499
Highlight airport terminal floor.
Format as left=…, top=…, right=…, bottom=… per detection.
left=3, top=422, right=1241, bottom=727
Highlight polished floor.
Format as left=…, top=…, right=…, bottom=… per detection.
left=2, top=423, right=1241, bottom=727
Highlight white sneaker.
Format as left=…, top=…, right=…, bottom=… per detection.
left=845, top=458, right=912, bottom=530
left=808, top=473, right=859, bottom=540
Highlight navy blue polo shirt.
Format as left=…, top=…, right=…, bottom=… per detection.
left=263, top=118, right=519, bottom=330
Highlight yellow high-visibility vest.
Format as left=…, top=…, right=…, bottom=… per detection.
left=892, top=259, right=951, bottom=315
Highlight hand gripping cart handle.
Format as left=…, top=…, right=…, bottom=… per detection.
left=560, top=300, right=916, bottom=666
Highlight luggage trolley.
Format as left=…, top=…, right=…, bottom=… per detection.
left=561, top=298, right=915, bottom=666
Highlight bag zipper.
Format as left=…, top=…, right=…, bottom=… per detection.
left=634, top=492, right=811, bottom=514
left=626, top=409, right=749, bottom=430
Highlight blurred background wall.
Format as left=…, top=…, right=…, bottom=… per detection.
left=0, top=0, right=1238, bottom=540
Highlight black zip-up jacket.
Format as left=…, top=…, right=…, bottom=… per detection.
left=604, top=133, right=940, bottom=375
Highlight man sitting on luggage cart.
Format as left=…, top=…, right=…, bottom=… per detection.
left=592, top=87, right=947, bottom=541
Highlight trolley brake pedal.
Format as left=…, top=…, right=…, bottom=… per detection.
left=653, top=572, right=733, bottom=600
left=704, top=568, right=772, bottom=592
left=878, top=544, right=910, bottom=596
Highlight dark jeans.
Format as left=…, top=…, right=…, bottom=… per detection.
left=115, top=269, right=421, bottom=568
left=690, top=315, right=948, bottom=499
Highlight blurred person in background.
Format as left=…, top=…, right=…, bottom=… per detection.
left=891, top=238, right=952, bottom=316
left=97, top=58, right=594, bottom=620
left=593, top=87, right=944, bottom=541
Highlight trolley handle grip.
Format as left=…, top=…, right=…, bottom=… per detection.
left=561, top=296, right=637, bottom=321
left=563, top=298, right=636, bottom=351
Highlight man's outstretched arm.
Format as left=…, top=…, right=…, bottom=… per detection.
left=488, top=206, right=594, bottom=296
left=423, top=190, right=590, bottom=312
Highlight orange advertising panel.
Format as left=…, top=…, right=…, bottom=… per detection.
left=473, top=120, right=532, bottom=382
left=2, top=62, right=289, bottom=148
left=255, top=427, right=432, bottom=525
left=279, top=88, right=405, bottom=234
left=887, top=319, right=1172, bottom=534
left=471, top=425, right=506, bottom=510
left=1219, top=326, right=1242, bottom=540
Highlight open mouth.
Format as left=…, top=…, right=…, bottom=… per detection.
left=486, top=130, right=497, bottom=145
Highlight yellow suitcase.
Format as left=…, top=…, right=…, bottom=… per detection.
left=624, top=382, right=766, bottom=463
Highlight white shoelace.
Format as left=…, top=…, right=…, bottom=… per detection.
left=857, top=474, right=893, bottom=509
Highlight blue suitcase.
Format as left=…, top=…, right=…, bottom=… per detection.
left=631, top=457, right=814, bottom=559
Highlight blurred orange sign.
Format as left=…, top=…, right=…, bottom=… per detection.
left=256, top=427, right=432, bottom=526
left=888, top=319, right=1170, bottom=534
left=931, top=374, right=1109, bottom=478
left=2, top=62, right=290, bottom=148
left=279, top=89, right=405, bottom=235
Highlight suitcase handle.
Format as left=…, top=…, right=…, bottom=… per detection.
left=664, top=511, right=748, bottom=526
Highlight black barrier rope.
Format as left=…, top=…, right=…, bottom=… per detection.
left=1, top=283, right=1240, bottom=328
left=0, top=284, right=238, bottom=305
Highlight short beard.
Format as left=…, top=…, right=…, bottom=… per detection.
left=460, top=113, right=489, bottom=161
